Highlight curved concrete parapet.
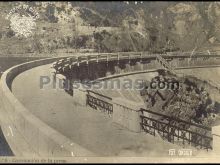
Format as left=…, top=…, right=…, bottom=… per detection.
left=0, top=57, right=95, bottom=157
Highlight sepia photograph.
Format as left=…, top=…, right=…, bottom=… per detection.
left=0, top=1, right=220, bottom=163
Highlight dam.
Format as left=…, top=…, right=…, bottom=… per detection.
left=1, top=52, right=220, bottom=157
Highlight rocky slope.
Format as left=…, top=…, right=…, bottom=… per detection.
left=0, top=1, right=219, bottom=55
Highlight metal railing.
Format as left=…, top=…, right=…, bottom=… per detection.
left=140, top=108, right=213, bottom=150
left=86, top=93, right=113, bottom=115
left=53, top=51, right=220, bottom=73
left=85, top=90, right=213, bottom=150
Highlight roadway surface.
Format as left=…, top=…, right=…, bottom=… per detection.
left=11, top=64, right=220, bottom=156
left=11, top=64, right=183, bottom=156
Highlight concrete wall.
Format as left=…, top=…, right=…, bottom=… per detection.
left=0, top=57, right=95, bottom=157
left=212, top=126, right=220, bottom=154
left=112, top=98, right=145, bottom=132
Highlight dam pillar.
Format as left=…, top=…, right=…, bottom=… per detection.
left=78, top=65, right=89, bottom=81
left=125, top=63, right=131, bottom=72
left=114, top=65, right=121, bottom=74
left=134, top=62, right=143, bottom=71
left=105, top=61, right=115, bottom=77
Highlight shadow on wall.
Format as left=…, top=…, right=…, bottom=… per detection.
left=0, top=127, right=14, bottom=156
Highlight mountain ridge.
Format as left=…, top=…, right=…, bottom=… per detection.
left=0, top=2, right=219, bottom=56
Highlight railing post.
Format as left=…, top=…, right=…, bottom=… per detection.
left=128, top=54, right=131, bottom=64
left=140, top=52, right=143, bottom=62
left=106, top=54, right=109, bottom=62
left=96, top=55, right=99, bottom=63
left=106, top=54, right=109, bottom=67
left=86, top=55, right=89, bottom=65
left=77, top=56, right=80, bottom=66
left=117, top=53, right=120, bottom=65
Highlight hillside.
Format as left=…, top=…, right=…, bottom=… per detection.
left=0, top=2, right=219, bottom=56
